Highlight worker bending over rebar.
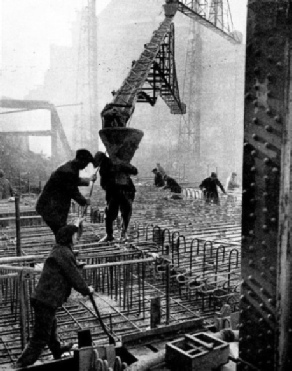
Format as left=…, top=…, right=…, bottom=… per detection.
left=14, top=224, right=94, bottom=369
left=36, top=149, right=97, bottom=238
left=152, top=168, right=165, bottom=187
left=163, top=175, right=182, bottom=193
left=93, top=151, right=138, bottom=242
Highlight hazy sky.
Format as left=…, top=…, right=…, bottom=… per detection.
left=229, top=0, right=248, bottom=37
left=0, top=0, right=247, bottom=99
left=0, top=0, right=112, bottom=98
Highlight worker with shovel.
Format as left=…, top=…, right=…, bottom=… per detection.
left=36, top=149, right=97, bottom=238
left=14, top=223, right=94, bottom=369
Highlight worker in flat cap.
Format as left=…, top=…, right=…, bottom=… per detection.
left=36, top=149, right=97, bottom=238
left=199, top=172, right=226, bottom=205
left=152, top=168, right=165, bottom=187
left=93, top=151, right=138, bottom=242
left=0, top=169, right=15, bottom=200
left=156, top=163, right=166, bottom=177
left=14, top=223, right=94, bottom=368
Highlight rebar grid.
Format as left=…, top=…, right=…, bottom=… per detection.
left=0, top=185, right=242, bottom=366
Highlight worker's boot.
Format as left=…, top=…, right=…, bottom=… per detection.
left=51, top=342, right=74, bottom=359
left=103, top=209, right=115, bottom=242
left=99, top=235, right=114, bottom=243
left=120, top=229, right=128, bottom=242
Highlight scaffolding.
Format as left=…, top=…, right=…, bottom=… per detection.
left=178, top=19, right=203, bottom=181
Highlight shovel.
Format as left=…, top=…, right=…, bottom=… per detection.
left=89, top=293, right=116, bottom=346
left=81, top=167, right=99, bottom=218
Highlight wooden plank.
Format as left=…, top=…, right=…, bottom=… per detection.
left=121, top=318, right=203, bottom=346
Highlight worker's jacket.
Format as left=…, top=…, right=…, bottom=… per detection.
left=99, top=156, right=137, bottom=194
left=36, top=161, right=89, bottom=226
left=154, top=172, right=165, bottom=187
left=0, top=178, right=14, bottom=199
left=226, top=178, right=239, bottom=191
left=165, top=177, right=181, bottom=193
left=32, top=243, right=90, bottom=310
left=199, top=177, right=225, bottom=196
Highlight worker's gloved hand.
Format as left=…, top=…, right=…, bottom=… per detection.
left=85, top=198, right=91, bottom=205
left=132, top=166, right=138, bottom=176
left=77, top=261, right=86, bottom=269
left=88, top=286, right=95, bottom=294
left=74, top=217, right=86, bottom=227
left=91, top=173, right=97, bottom=182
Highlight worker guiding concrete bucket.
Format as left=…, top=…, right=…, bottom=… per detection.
left=93, top=105, right=144, bottom=243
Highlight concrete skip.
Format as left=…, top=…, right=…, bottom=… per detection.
left=99, top=128, right=144, bottom=164
left=165, top=332, right=229, bottom=371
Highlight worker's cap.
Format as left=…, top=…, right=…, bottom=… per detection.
left=93, top=151, right=106, bottom=168
left=211, top=172, right=217, bottom=178
left=76, top=149, right=94, bottom=164
left=152, top=168, right=157, bottom=173
left=56, top=225, right=79, bottom=245
left=0, top=169, right=4, bottom=177
left=232, top=172, right=237, bottom=176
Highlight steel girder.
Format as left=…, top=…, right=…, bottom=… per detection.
left=0, top=99, right=72, bottom=166
left=178, top=21, right=202, bottom=159
left=177, top=0, right=240, bottom=44
left=241, top=1, right=292, bottom=370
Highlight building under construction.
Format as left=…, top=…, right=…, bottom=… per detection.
left=1, top=0, right=292, bottom=370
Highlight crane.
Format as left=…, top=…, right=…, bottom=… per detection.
left=99, top=0, right=239, bottom=162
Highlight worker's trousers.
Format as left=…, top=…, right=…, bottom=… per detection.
left=44, top=220, right=66, bottom=238
left=105, top=189, right=135, bottom=237
left=170, top=185, right=182, bottom=194
left=204, top=191, right=220, bottom=205
left=16, top=300, right=61, bottom=367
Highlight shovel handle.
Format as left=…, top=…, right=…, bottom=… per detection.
left=82, top=167, right=99, bottom=218
left=89, top=293, right=116, bottom=345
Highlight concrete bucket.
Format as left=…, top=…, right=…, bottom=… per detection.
left=99, top=127, right=144, bottom=163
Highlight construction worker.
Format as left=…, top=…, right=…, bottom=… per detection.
left=0, top=169, right=15, bottom=199
left=156, top=163, right=166, bottom=177
left=14, top=224, right=94, bottom=368
left=226, top=172, right=240, bottom=203
left=36, top=149, right=96, bottom=237
left=152, top=168, right=165, bottom=187
left=199, top=172, right=226, bottom=205
left=93, top=151, right=138, bottom=242
left=226, top=172, right=240, bottom=191
left=163, top=175, right=182, bottom=193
